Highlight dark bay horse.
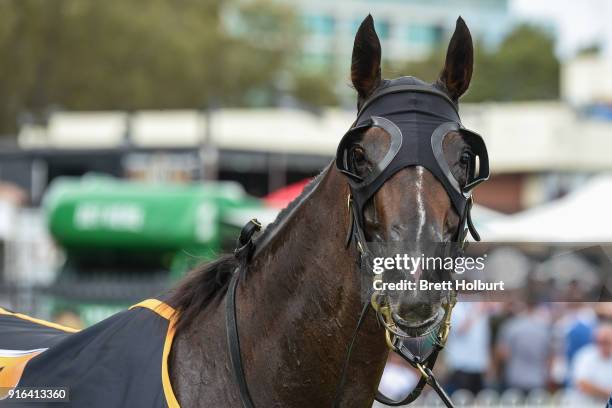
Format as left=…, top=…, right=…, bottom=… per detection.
left=0, top=14, right=484, bottom=408
left=167, top=15, right=484, bottom=408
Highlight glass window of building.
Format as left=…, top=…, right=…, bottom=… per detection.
left=303, top=14, right=335, bottom=36
left=406, top=23, right=438, bottom=45
left=376, top=20, right=390, bottom=40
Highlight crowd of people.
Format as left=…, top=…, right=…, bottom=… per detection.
left=446, top=301, right=612, bottom=405
left=379, top=301, right=612, bottom=406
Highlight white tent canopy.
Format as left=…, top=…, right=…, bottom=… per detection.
left=484, top=174, right=612, bottom=242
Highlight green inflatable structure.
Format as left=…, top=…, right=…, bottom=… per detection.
left=45, top=175, right=258, bottom=252
left=42, top=175, right=262, bottom=326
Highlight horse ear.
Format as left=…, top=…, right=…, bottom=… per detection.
left=351, top=15, right=382, bottom=102
left=437, top=16, right=473, bottom=101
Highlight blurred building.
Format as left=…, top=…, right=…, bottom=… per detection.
left=562, top=55, right=612, bottom=109
left=8, top=100, right=612, bottom=214
left=286, top=0, right=511, bottom=73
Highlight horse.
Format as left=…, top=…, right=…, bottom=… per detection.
left=0, top=14, right=488, bottom=408
left=167, top=15, right=486, bottom=408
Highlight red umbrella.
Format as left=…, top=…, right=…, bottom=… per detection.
left=263, top=179, right=311, bottom=209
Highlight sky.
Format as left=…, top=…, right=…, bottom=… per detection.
left=511, top=0, right=612, bottom=58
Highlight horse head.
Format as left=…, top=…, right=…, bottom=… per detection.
left=340, top=15, right=488, bottom=346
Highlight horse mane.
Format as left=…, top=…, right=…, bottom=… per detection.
left=168, top=170, right=326, bottom=332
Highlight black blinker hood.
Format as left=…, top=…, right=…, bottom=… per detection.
left=336, top=76, right=489, bottom=242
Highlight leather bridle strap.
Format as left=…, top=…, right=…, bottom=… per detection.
left=227, top=271, right=255, bottom=408
left=226, top=219, right=261, bottom=408
left=227, top=218, right=455, bottom=408
left=344, top=197, right=457, bottom=407
left=329, top=297, right=455, bottom=408
left=227, top=218, right=378, bottom=408
left=332, top=300, right=372, bottom=407
left=374, top=342, right=435, bottom=406
left=229, top=269, right=385, bottom=408
left=374, top=345, right=453, bottom=407
left=331, top=301, right=452, bottom=408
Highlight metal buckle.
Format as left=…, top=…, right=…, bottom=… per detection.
left=415, top=363, right=430, bottom=380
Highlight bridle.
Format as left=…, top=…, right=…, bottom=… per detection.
left=225, top=77, right=490, bottom=408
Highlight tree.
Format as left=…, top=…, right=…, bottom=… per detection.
left=290, top=71, right=338, bottom=108
left=394, top=24, right=560, bottom=103
left=468, top=24, right=559, bottom=102
left=0, top=0, right=299, bottom=135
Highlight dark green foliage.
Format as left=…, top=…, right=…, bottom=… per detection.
left=0, top=4, right=561, bottom=136
left=0, top=0, right=300, bottom=134
left=395, top=24, right=560, bottom=103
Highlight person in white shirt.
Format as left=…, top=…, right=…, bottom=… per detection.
left=444, top=302, right=491, bottom=395
left=571, top=323, right=612, bottom=406
left=378, top=352, right=419, bottom=401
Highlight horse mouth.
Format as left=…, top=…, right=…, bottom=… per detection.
left=391, top=307, right=445, bottom=338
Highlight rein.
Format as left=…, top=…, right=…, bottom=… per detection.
left=341, top=192, right=459, bottom=408
left=225, top=219, right=262, bottom=408
left=225, top=80, right=488, bottom=408
left=226, top=218, right=457, bottom=408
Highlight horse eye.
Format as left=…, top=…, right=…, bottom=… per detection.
left=450, top=150, right=473, bottom=186
left=349, top=145, right=369, bottom=175
left=352, top=146, right=366, bottom=163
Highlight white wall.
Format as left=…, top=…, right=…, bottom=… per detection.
left=561, top=56, right=612, bottom=105
left=17, top=102, right=612, bottom=173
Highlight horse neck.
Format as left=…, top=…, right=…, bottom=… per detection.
left=235, top=165, right=388, bottom=406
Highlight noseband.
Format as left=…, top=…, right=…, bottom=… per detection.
left=225, top=78, right=490, bottom=408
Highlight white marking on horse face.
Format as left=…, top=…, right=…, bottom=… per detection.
left=415, top=166, right=426, bottom=243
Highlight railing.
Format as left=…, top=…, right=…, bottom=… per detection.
left=373, top=388, right=603, bottom=407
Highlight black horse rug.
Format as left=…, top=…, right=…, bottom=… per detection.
left=0, top=299, right=179, bottom=407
